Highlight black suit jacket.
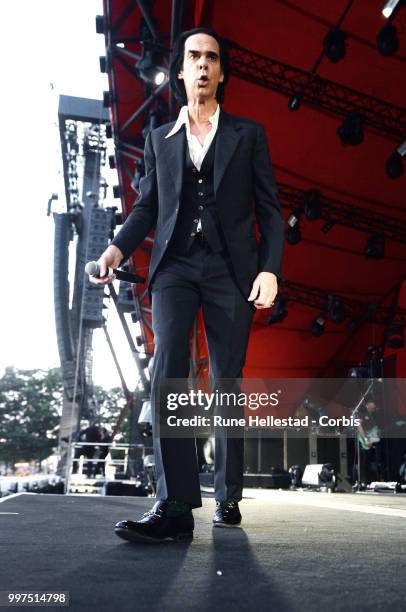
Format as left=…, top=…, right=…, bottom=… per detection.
left=111, top=108, right=285, bottom=298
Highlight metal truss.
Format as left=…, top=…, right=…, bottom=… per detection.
left=228, top=43, right=406, bottom=142
left=278, top=183, right=406, bottom=244
left=282, top=279, right=406, bottom=326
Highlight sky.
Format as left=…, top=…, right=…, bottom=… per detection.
left=0, top=0, right=139, bottom=390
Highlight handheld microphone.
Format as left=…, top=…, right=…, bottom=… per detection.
left=85, top=261, right=145, bottom=284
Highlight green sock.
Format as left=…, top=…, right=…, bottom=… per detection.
left=166, top=500, right=192, bottom=517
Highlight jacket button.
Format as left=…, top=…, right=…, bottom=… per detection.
left=193, top=218, right=199, bottom=223
left=198, top=178, right=203, bottom=183
left=198, top=191, right=204, bottom=196
left=198, top=205, right=204, bottom=211
left=190, top=232, right=196, bottom=237
left=165, top=239, right=168, bottom=244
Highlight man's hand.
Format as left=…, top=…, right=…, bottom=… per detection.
left=248, top=272, right=278, bottom=309
left=88, top=245, right=124, bottom=286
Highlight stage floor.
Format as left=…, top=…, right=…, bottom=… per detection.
left=1, top=490, right=405, bottom=611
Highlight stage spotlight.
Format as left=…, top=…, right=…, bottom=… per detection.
left=106, top=123, right=112, bottom=139
left=288, top=93, right=304, bottom=111
left=364, top=233, right=385, bottom=259
left=136, top=44, right=165, bottom=85
left=95, top=15, right=105, bottom=34
left=99, top=56, right=107, bottom=73
left=381, top=0, right=402, bottom=19
left=103, top=90, right=110, bottom=108
left=386, top=324, right=404, bottom=349
left=337, top=111, right=364, bottom=145
left=113, top=185, right=120, bottom=199
left=386, top=151, right=403, bottom=178
left=108, top=155, right=116, bottom=169
left=377, top=23, right=399, bottom=56
left=324, top=29, right=347, bottom=63
left=302, top=189, right=322, bottom=221
left=322, top=220, right=335, bottom=233
left=311, top=314, right=326, bottom=337
left=286, top=214, right=301, bottom=245
left=268, top=294, right=288, bottom=325
left=330, top=298, right=346, bottom=324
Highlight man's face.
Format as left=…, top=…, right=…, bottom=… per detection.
left=178, top=33, right=224, bottom=103
left=366, top=402, right=377, bottom=413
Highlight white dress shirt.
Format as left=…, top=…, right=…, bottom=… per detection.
left=165, top=104, right=220, bottom=233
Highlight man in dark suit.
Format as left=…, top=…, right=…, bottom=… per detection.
left=90, top=27, right=284, bottom=543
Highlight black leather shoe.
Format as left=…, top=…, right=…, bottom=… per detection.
left=115, top=501, right=194, bottom=543
left=213, top=500, right=242, bottom=527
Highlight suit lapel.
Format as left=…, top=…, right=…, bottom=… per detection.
left=162, top=124, right=186, bottom=200
left=213, top=110, right=242, bottom=195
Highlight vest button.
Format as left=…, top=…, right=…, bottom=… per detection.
left=192, top=168, right=197, bottom=173
left=198, top=205, right=204, bottom=211
left=198, top=191, right=204, bottom=196
left=198, top=178, right=203, bottom=183
left=193, top=218, right=199, bottom=223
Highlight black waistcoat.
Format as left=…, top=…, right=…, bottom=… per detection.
left=166, top=129, right=226, bottom=255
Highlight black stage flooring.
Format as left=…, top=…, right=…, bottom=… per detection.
left=0, top=491, right=405, bottom=612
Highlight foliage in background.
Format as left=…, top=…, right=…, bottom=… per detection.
left=0, top=367, right=128, bottom=467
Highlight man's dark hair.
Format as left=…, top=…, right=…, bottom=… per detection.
left=169, top=27, right=230, bottom=105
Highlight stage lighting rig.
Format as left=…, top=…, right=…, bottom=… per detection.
left=323, top=29, right=347, bottom=63
left=386, top=139, right=405, bottom=178
left=311, top=314, right=327, bottom=337
left=136, top=42, right=166, bottom=85
left=302, top=189, right=322, bottom=221
left=364, top=233, right=385, bottom=259
left=337, top=111, right=365, bottom=145
left=329, top=296, right=346, bottom=324
left=286, top=212, right=301, bottom=245
left=377, top=23, right=399, bottom=56
left=381, top=0, right=404, bottom=19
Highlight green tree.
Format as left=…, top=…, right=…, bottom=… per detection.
left=0, top=367, right=62, bottom=470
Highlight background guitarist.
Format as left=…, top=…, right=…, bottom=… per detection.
left=357, top=397, right=383, bottom=486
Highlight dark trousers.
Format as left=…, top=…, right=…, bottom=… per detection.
left=150, top=236, right=255, bottom=509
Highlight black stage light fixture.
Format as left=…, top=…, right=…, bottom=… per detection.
left=113, top=185, right=121, bottom=199
left=377, top=23, right=399, bottom=56
left=286, top=213, right=301, bottom=245
left=324, top=29, right=347, bottom=63
left=108, top=155, right=116, bottom=169
left=106, top=123, right=112, bottom=139
left=364, top=233, right=385, bottom=259
left=99, top=56, right=107, bottom=73
left=103, top=90, right=110, bottom=108
left=268, top=294, right=288, bottom=325
left=136, top=43, right=165, bottom=85
left=330, top=297, right=346, bottom=324
left=322, top=220, right=335, bottom=233
left=382, top=0, right=403, bottom=18
left=386, top=151, right=403, bottom=178
left=288, top=93, right=304, bottom=111
left=311, top=314, right=326, bottom=337
left=302, top=189, right=322, bottom=221
left=385, top=324, right=404, bottom=349
left=95, top=15, right=105, bottom=34
left=337, top=111, right=365, bottom=145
